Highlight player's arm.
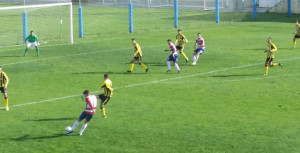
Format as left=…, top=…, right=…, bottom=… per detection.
left=182, top=34, right=188, bottom=43
left=194, top=40, right=198, bottom=49
left=24, top=35, right=29, bottom=43
left=35, top=35, right=40, bottom=45
left=270, top=44, right=277, bottom=52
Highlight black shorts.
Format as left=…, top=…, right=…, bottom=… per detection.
left=265, top=57, right=273, bottom=64
left=176, top=46, right=183, bottom=50
left=131, top=56, right=142, bottom=63
left=99, top=94, right=110, bottom=105
left=294, top=35, right=300, bottom=39
left=0, top=87, right=7, bottom=93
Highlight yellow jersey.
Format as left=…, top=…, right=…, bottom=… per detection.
left=296, top=25, right=300, bottom=36
left=0, top=71, right=9, bottom=88
left=175, top=34, right=187, bottom=47
left=133, top=43, right=142, bottom=57
left=266, top=42, right=277, bottom=58
left=101, top=79, right=113, bottom=97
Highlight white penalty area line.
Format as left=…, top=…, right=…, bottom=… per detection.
left=2, top=56, right=299, bottom=109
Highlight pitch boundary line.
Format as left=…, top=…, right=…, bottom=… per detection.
left=1, top=56, right=299, bottom=109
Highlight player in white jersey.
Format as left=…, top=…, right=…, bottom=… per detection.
left=192, top=33, right=206, bottom=65
left=67, top=90, right=99, bottom=136
left=165, top=39, right=180, bottom=73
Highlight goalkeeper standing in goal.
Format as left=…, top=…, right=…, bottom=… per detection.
left=24, top=30, right=40, bottom=56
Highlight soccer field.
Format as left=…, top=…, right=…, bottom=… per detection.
left=1, top=6, right=300, bottom=153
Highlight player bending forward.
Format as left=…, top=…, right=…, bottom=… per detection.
left=99, top=74, right=113, bottom=118
left=292, top=20, right=300, bottom=49
left=67, top=90, right=99, bottom=136
left=24, top=30, right=40, bottom=56
left=264, top=37, right=282, bottom=75
left=165, top=39, right=180, bottom=73
left=127, top=38, right=149, bottom=73
left=192, top=33, right=205, bottom=65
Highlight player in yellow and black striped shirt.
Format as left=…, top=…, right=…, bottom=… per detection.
left=0, top=66, right=9, bottom=111
left=175, top=29, right=189, bottom=63
left=98, top=74, right=113, bottom=118
left=264, top=37, right=282, bottom=75
left=292, top=20, right=300, bottom=48
left=127, top=38, right=149, bottom=73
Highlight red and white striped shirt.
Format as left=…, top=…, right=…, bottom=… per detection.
left=195, top=38, right=205, bottom=49
left=169, top=43, right=178, bottom=54
left=84, top=95, right=97, bottom=115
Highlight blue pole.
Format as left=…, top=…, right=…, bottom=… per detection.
left=215, top=0, right=219, bottom=23
left=253, top=0, right=257, bottom=19
left=22, top=12, right=28, bottom=41
left=129, top=3, right=133, bottom=33
left=78, top=7, right=84, bottom=38
left=174, top=0, right=178, bottom=28
left=288, top=0, right=291, bottom=17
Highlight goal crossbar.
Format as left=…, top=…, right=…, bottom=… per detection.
left=0, top=2, right=72, bottom=10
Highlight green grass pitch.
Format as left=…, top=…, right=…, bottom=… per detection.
left=0, top=6, right=300, bottom=153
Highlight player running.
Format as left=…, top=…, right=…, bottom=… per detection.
left=192, top=33, right=205, bottom=65
left=292, top=20, right=300, bottom=48
left=68, top=90, right=99, bottom=136
left=175, top=29, right=189, bottom=63
left=165, top=39, right=180, bottom=73
left=127, top=38, right=149, bottom=73
left=24, top=30, right=40, bottom=56
left=264, top=37, right=282, bottom=75
left=98, top=74, right=113, bottom=118
left=0, top=66, right=9, bottom=111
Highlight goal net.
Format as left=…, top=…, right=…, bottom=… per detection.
left=0, top=2, right=73, bottom=47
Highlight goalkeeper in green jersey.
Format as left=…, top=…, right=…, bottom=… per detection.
left=24, top=30, right=40, bottom=56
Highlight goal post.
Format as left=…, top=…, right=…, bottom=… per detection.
left=0, top=2, right=73, bottom=47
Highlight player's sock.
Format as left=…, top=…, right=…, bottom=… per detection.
left=24, top=48, right=28, bottom=56
left=5, top=98, right=8, bottom=110
left=181, top=52, right=188, bottom=60
left=79, top=123, right=87, bottom=135
left=167, top=61, right=171, bottom=70
left=130, top=63, right=134, bottom=72
left=272, top=63, right=280, bottom=66
left=193, top=55, right=196, bottom=63
left=293, top=41, right=296, bottom=48
left=174, top=63, right=180, bottom=71
left=36, top=47, right=39, bottom=56
left=265, top=66, right=268, bottom=74
left=71, top=121, right=80, bottom=130
left=101, top=108, right=106, bottom=117
left=196, top=54, right=200, bottom=61
left=140, top=63, right=148, bottom=69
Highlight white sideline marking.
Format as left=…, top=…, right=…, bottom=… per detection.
left=1, top=56, right=299, bottom=109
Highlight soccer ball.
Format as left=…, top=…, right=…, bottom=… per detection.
left=65, top=126, right=72, bottom=134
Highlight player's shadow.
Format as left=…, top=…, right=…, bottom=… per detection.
left=24, top=117, right=76, bottom=122
left=72, top=71, right=129, bottom=75
left=210, top=74, right=261, bottom=77
left=8, top=134, right=76, bottom=141
left=0, top=55, right=22, bottom=58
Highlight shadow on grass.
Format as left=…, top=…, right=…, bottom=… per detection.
left=0, top=55, right=22, bottom=58
left=9, top=134, right=76, bottom=141
left=24, top=117, right=77, bottom=122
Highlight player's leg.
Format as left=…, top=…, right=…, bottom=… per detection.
left=139, top=58, right=149, bottom=72
left=174, top=55, right=180, bottom=73
left=166, top=55, right=172, bottom=72
left=4, top=92, right=8, bottom=111
left=70, top=113, right=85, bottom=133
left=24, top=43, right=31, bottom=56
left=264, top=58, right=271, bottom=75
left=79, top=115, right=93, bottom=136
left=272, top=62, right=282, bottom=67
left=128, top=58, right=136, bottom=72
left=179, top=46, right=188, bottom=62
left=34, top=42, right=39, bottom=56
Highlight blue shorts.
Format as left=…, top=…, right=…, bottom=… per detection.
left=79, top=111, right=94, bottom=122
left=195, top=48, right=205, bottom=54
left=167, top=54, right=178, bottom=63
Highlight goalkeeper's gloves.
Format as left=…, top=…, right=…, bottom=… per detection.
left=37, top=42, right=40, bottom=46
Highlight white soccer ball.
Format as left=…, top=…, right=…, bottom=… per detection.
left=65, top=126, right=72, bottom=133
